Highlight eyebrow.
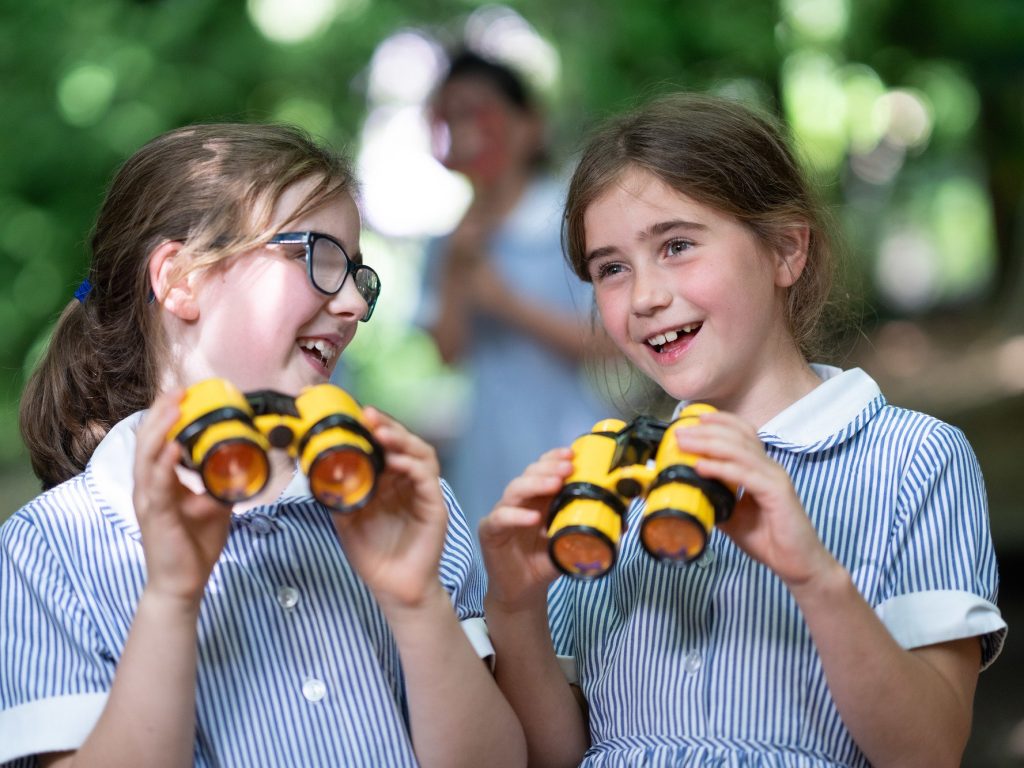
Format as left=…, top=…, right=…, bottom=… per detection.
left=584, top=219, right=709, bottom=265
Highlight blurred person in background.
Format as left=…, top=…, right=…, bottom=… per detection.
left=419, top=49, right=612, bottom=535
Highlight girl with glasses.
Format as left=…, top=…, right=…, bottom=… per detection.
left=1, top=123, right=525, bottom=767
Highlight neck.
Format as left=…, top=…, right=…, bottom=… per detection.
left=473, top=165, right=531, bottom=209
left=699, top=339, right=823, bottom=430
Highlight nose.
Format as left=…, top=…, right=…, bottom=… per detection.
left=326, top=277, right=369, bottom=321
left=630, top=263, right=672, bottom=316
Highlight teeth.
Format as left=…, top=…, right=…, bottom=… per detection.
left=300, top=339, right=338, bottom=365
left=646, top=323, right=700, bottom=347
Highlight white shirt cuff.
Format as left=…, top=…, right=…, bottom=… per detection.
left=555, top=655, right=579, bottom=686
left=875, top=589, right=1007, bottom=669
left=461, top=617, right=495, bottom=669
left=0, top=693, right=107, bottom=763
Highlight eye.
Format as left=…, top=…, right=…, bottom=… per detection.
left=666, top=238, right=693, bottom=257
left=591, top=261, right=627, bottom=282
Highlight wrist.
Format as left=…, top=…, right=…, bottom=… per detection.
left=786, top=553, right=852, bottom=605
left=138, top=586, right=203, bottom=623
left=376, top=578, right=450, bottom=623
left=484, top=591, right=549, bottom=625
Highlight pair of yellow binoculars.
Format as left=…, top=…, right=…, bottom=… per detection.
left=168, top=378, right=384, bottom=512
left=547, top=404, right=736, bottom=579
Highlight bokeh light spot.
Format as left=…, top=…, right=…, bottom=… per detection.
left=247, top=0, right=361, bottom=43
left=781, top=0, right=849, bottom=42
left=57, top=64, right=117, bottom=127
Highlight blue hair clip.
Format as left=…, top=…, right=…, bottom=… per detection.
left=74, top=278, right=93, bottom=303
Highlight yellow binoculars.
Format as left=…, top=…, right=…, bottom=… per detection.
left=547, top=404, right=736, bottom=579
left=168, top=378, right=384, bottom=512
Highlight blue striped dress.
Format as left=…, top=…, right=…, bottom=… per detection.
left=548, top=366, right=1006, bottom=767
left=0, top=411, right=490, bottom=767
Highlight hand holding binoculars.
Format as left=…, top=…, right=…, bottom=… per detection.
left=167, top=378, right=384, bottom=512
left=547, top=404, right=737, bottom=579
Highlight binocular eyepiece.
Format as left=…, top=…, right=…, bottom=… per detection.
left=547, top=404, right=736, bottom=579
left=167, top=378, right=384, bottom=513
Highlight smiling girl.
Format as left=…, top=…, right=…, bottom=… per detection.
left=478, top=93, right=1005, bottom=768
left=1, top=123, right=525, bottom=768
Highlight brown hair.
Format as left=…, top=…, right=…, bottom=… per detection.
left=564, top=92, right=846, bottom=361
left=21, top=123, right=356, bottom=489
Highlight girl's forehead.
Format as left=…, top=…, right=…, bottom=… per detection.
left=271, top=175, right=328, bottom=225
left=272, top=178, right=357, bottom=230
left=587, top=168, right=702, bottom=222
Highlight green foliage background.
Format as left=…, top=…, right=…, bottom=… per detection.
left=1, top=2, right=1023, bottom=763
left=2, top=0, right=1022, bottom=496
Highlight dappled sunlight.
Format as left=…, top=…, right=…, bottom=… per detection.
left=247, top=0, right=365, bottom=43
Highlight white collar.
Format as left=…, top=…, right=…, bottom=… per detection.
left=672, top=365, right=884, bottom=449
left=88, top=410, right=311, bottom=535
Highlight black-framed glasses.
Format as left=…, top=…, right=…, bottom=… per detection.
left=268, top=231, right=381, bottom=322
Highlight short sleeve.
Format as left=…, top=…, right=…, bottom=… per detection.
left=436, top=480, right=493, bottom=660
left=0, top=514, right=114, bottom=764
left=877, top=423, right=1007, bottom=668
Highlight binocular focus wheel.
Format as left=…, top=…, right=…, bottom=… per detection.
left=200, top=438, right=271, bottom=504
left=548, top=527, right=617, bottom=580
left=639, top=509, right=708, bottom=565
left=308, top=446, right=377, bottom=513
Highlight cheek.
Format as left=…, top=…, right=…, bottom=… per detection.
left=594, top=290, right=630, bottom=342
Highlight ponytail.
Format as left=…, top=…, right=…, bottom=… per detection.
left=20, top=283, right=157, bottom=489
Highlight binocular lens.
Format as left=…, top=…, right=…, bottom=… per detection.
left=640, top=513, right=706, bottom=563
left=547, top=497, right=622, bottom=578
left=202, top=440, right=270, bottom=503
left=309, top=448, right=376, bottom=512
left=550, top=531, right=615, bottom=579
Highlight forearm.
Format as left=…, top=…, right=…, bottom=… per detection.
left=384, top=585, right=526, bottom=768
left=483, top=289, right=601, bottom=363
left=791, top=559, right=977, bottom=767
left=484, top=598, right=589, bottom=768
left=429, top=261, right=474, bottom=365
left=70, top=590, right=200, bottom=768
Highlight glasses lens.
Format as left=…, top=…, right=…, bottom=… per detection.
left=311, top=236, right=348, bottom=294
left=353, top=266, right=381, bottom=321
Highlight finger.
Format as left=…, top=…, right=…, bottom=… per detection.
left=480, top=505, right=544, bottom=536
left=136, top=390, right=185, bottom=465
left=520, top=456, right=574, bottom=481
left=693, top=409, right=757, bottom=432
left=675, top=425, right=764, bottom=461
left=381, top=451, right=442, bottom=497
left=539, top=447, right=574, bottom=462
left=369, top=416, right=440, bottom=470
left=179, top=481, right=232, bottom=521
left=691, top=456, right=784, bottom=501
left=360, top=406, right=388, bottom=430
left=499, top=471, right=565, bottom=508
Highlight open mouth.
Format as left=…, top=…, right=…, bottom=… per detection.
left=645, top=323, right=702, bottom=354
left=298, top=338, right=339, bottom=369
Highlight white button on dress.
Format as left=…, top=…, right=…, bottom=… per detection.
left=697, top=549, right=716, bottom=568
left=277, top=586, right=299, bottom=609
left=684, top=650, right=703, bottom=674
left=302, top=678, right=327, bottom=702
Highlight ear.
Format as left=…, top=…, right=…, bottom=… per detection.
left=148, top=240, right=199, bottom=321
left=773, top=224, right=810, bottom=289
